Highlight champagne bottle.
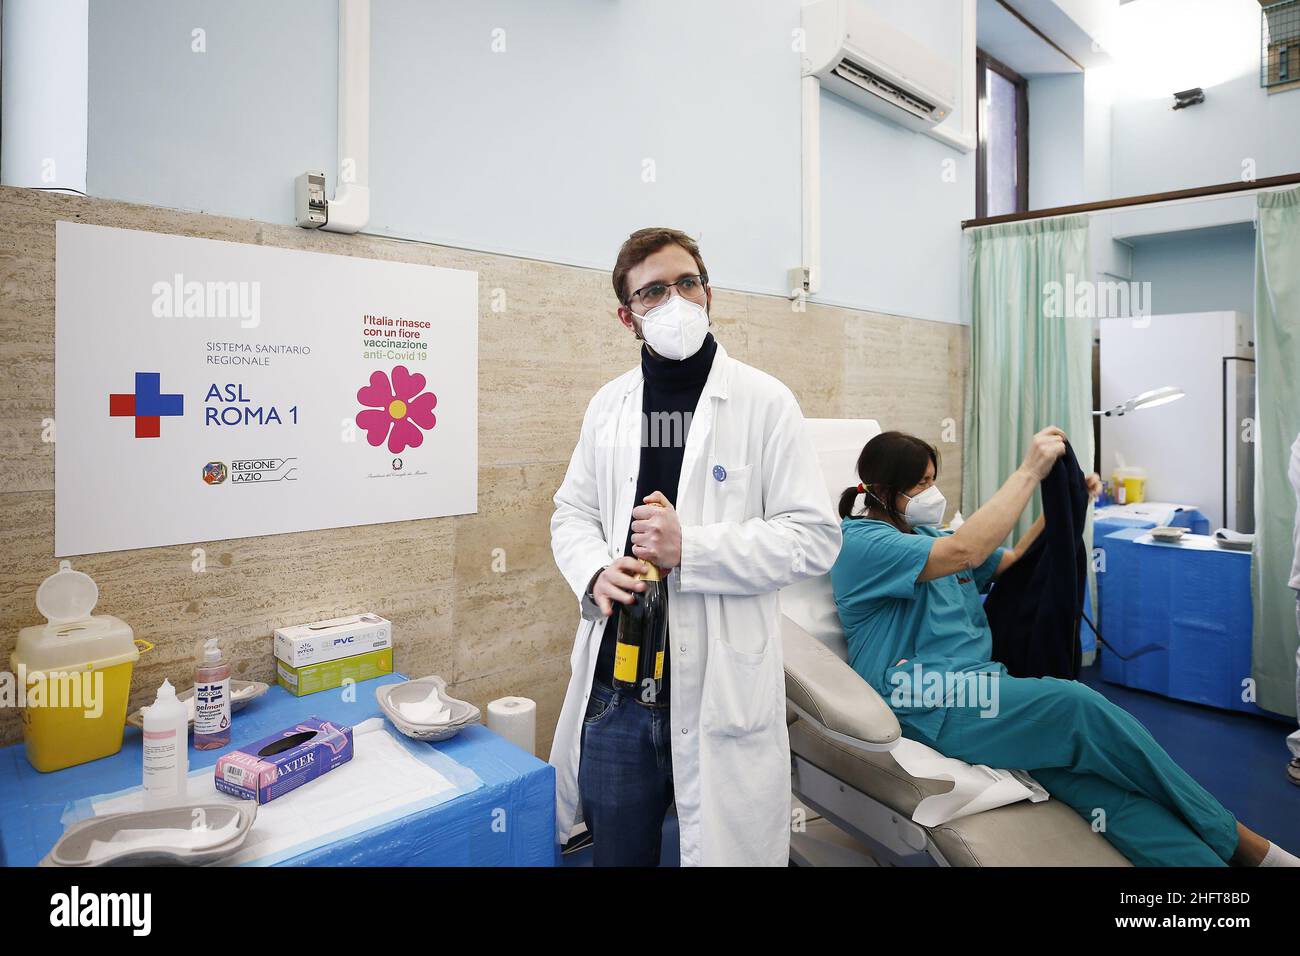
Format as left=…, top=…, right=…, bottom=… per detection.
left=612, top=559, right=670, bottom=705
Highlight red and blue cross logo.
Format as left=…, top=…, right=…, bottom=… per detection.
left=109, top=372, right=184, bottom=438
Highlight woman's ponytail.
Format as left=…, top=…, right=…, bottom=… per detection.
left=838, top=483, right=865, bottom=520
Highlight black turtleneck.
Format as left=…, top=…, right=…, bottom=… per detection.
left=594, top=333, right=718, bottom=699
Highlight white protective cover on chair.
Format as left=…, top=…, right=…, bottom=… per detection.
left=779, top=418, right=882, bottom=657
left=782, top=418, right=1048, bottom=826
left=890, top=739, right=1048, bottom=826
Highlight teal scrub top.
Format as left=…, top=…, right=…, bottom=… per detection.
left=830, top=518, right=1005, bottom=741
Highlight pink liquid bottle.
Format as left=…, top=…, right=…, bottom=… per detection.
left=193, top=637, right=232, bottom=750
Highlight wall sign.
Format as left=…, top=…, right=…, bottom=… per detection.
left=55, top=222, right=478, bottom=555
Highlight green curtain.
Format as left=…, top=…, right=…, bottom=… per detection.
left=1252, top=188, right=1300, bottom=719
left=964, top=215, right=1094, bottom=544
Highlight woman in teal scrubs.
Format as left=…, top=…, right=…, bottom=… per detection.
left=830, top=427, right=1291, bottom=867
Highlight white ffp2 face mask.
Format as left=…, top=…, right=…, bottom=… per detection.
left=902, top=485, right=947, bottom=528
left=635, top=294, right=710, bottom=361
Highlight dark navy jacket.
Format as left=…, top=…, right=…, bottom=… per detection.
left=984, top=441, right=1089, bottom=680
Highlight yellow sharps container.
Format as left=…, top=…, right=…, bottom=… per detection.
left=10, top=561, right=151, bottom=772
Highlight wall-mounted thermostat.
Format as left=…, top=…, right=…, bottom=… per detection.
left=295, top=171, right=328, bottom=228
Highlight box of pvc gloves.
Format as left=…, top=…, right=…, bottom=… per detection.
left=275, top=646, right=394, bottom=697
left=273, top=613, right=391, bottom=668
left=214, top=716, right=353, bottom=804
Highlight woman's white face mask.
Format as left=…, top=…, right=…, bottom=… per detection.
left=635, top=294, right=710, bottom=361
left=901, top=484, right=946, bottom=528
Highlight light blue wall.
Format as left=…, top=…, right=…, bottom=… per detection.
left=1024, top=71, right=1129, bottom=286
left=368, top=0, right=800, bottom=300
left=1112, top=76, right=1300, bottom=200
left=1128, top=223, right=1256, bottom=319
left=84, top=0, right=974, bottom=324
left=86, top=0, right=337, bottom=228
left=1021, top=0, right=1294, bottom=290
left=818, top=0, right=972, bottom=322
left=819, top=90, right=973, bottom=321
left=1107, top=28, right=1300, bottom=237
left=1027, top=73, right=1085, bottom=210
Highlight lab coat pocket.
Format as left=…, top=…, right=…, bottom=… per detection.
left=702, top=636, right=778, bottom=738
left=705, top=463, right=753, bottom=525
left=571, top=618, right=600, bottom=668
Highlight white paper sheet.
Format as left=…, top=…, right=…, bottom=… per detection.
left=1094, top=501, right=1196, bottom=527
left=84, top=817, right=243, bottom=863
left=397, top=690, right=452, bottom=724
left=91, top=726, right=460, bottom=866
left=889, top=737, right=1048, bottom=827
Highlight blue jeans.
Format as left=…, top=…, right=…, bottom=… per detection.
left=578, top=681, right=674, bottom=867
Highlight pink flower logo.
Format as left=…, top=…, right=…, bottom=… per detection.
left=355, top=365, right=437, bottom=454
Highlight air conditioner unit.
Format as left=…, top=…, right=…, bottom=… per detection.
left=802, top=0, right=956, bottom=131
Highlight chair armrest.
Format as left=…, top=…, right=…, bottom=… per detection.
left=781, top=615, right=901, bottom=751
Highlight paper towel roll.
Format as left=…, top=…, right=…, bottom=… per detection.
left=487, top=696, right=536, bottom=755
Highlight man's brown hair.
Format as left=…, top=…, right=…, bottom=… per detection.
left=611, top=227, right=709, bottom=306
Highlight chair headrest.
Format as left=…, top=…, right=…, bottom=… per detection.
left=802, top=417, right=882, bottom=510
left=780, top=418, right=881, bottom=659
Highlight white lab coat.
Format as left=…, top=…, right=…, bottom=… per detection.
left=548, top=342, right=842, bottom=866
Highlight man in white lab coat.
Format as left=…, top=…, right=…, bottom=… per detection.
left=549, top=227, right=841, bottom=866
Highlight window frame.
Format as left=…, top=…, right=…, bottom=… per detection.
left=975, top=49, right=1030, bottom=219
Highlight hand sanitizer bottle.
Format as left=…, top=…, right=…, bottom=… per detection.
left=143, top=679, right=189, bottom=805
left=194, top=638, right=232, bottom=750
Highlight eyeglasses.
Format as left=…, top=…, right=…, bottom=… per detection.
left=627, top=274, right=708, bottom=310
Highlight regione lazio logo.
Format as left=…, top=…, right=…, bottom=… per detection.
left=109, top=372, right=184, bottom=438
left=202, top=462, right=228, bottom=485
left=355, top=365, right=437, bottom=454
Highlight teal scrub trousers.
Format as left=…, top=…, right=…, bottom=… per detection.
left=910, top=674, right=1240, bottom=866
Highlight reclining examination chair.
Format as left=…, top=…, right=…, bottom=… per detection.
left=782, top=419, right=1129, bottom=867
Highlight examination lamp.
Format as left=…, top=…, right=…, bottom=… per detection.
left=1093, top=385, right=1185, bottom=418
